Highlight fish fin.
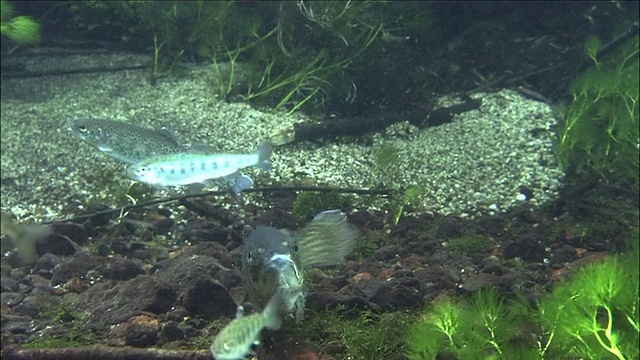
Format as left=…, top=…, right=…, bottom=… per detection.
left=97, top=145, right=113, bottom=152
left=297, top=210, right=358, bottom=267
left=186, top=143, right=211, bottom=154
left=263, top=291, right=283, bottom=330
left=156, top=126, right=181, bottom=147
left=255, top=143, right=272, bottom=172
left=230, top=174, right=254, bottom=195
left=234, top=305, right=245, bottom=319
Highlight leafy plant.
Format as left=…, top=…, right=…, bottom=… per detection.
left=406, top=228, right=640, bottom=360
left=406, top=289, right=520, bottom=359
left=557, top=34, right=639, bottom=183
left=1, top=0, right=40, bottom=44
left=537, top=232, right=639, bottom=360
left=392, top=184, right=422, bottom=225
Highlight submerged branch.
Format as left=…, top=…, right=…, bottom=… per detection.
left=45, top=186, right=392, bottom=225
left=1, top=345, right=210, bottom=360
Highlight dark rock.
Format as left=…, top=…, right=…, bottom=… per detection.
left=479, top=258, right=510, bottom=275
left=181, top=218, right=234, bottom=246
left=370, top=277, right=423, bottom=311
left=391, top=267, right=413, bottom=278
left=101, top=258, right=146, bottom=280
left=33, top=253, right=61, bottom=278
left=460, top=272, right=499, bottom=292
left=255, top=208, right=300, bottom=229
left=153, top=218, right=174, bottom=234
left=400, top=237, right=439, bottom=257
left=551, top=244, right=577, bottom=264
left=1, top=292, right=25, bottom=307
left=349, top=210, right=385, bottom=230
left=51, top=222, right=88, bottom=245
left=158, top=321, right=185, bottom=343
left=1, top=275, right=19, bottom=292
left=73, top=276, right=177, bottom=327
left=306, top=292, right=379, bottom=315
left=154, top=254, right=229, bottom=293
left=373, top=245, right=400, bottom=261
left=213, top=268, right=243, bottom=290
left=2, top=317, right=34, bottom=334
left=82, top=203, right=116, bottom=228
left=51, top=252, right=105, bottom=286
left=435, top=216, right=463, bottom=239
left=110, top=236, right=131, bottom=255
left=413, top=266, right=457, bottom=290
left=588, top=242, right=610, bottom=252
left=180, top=199, right=234, bottom=225
left=166, top=306, right=190, bottom=323
left=125, top=324, right=158, bottom=347
left=36, top=233, right=76, bottom=257
left=183, top=275, right=237, bottom=320
left=502, top=234, right=548, bottom=263
left=494, top=270, right=531, bottom=291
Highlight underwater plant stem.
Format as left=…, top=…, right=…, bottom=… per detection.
left=538, top=330, right=554, bottom=357
left=593, top=306, right=626, bottom=360
left=483, top=323, right=502, bottom=355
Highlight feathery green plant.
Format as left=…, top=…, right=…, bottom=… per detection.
left=557, top=34, right=639, bottom=183
left=406, top=228, right=640, bottom=360
left=1, top=0, right=40, bottom=44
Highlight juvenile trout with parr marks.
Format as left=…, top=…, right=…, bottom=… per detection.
left=126, top=143, right=272, bottom=187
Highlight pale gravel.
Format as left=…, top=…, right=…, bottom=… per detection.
left=0, top=54, right=564, bottom=223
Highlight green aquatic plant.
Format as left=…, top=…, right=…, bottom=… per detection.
left=286, top=306, right=414, bottom=359
left=23, top=299, right=95, bottom=349
left=406, top=288, right=520, bottom=359
left=391, top=184, right=422, bottom=225
left=444, top=233, right=488, bottom=255
left=292, top=191, right=352, bottom=220
left=1, top=0, right=40, bottom=44
left=557, top=34, right=639, bottom=183
left=406, top=228, right=640, bottom=360
left=537, top=229, right=639, bottom=360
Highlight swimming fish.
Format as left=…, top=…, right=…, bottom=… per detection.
left=66, top=118, right=184, bottom=164
left=66, top=118, right=256, bottom=194
left=242, top=210, right=358, bottom=322
left=126, top=143, right=272, bottom=187
left=1, top=212, right=52, bottom=262
left=210, top=292, right=282, bottom=360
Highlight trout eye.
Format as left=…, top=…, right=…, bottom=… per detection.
left=78, top=125, right=88, bottom=133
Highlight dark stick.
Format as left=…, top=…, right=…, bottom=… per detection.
left=1, top=345, right=210, bottom=360
left=44, top=186, right=393, bottom=225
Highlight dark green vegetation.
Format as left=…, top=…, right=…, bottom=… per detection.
left=1, top=1, right=40, bottom=44
left=405, top=228, right=639, bottom=360
left=286, top=307, right=416, bottom=359
left=557, top=34, right=639, bottom=184
left=292, top=191, right=352, bottom=220
left=22, top=299, right=95, bottom=349
left=48, top=1, right=432, bottom=113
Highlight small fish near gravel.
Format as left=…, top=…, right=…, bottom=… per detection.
left=126, top=143, right=272, bottom=187
left=210, top=292, right=283, bottom=360
left=66, top=118, right=260, bottom=194
left=66, top=118, right=185, bottom=164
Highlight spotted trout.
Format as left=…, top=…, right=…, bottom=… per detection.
left=66, top=118, right=184, bottom=164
